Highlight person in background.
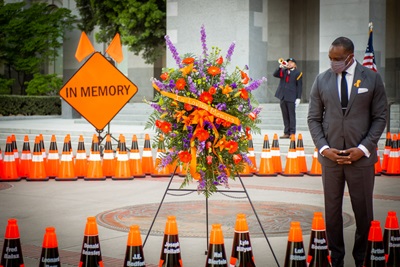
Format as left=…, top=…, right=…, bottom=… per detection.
left=307, top=36, right=387, bottom=267
left=273, top=57, right=303, bottom=139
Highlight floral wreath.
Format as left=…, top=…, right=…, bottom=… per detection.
left=146, top=25, right=266, bottom=197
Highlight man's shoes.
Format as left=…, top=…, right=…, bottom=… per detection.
left=279, top=134, right=290, bottom=139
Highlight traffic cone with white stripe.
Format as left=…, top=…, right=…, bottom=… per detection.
left=205, top=224, right=228, bottom=267
left=284, top=221, right=307, bottom=266
left=39, top=227, right=61, bottom=267
left=0, top=148, right=3, bottom=178
left=230, top=213, right=256, bottom=266
left=129, top=135, right=145, bottom=178
left=1, top=136, right=19, bottom=181
left=39, top=134, right=48, bottom=175
left=56, top=135, right=77, bottom=181
left=247, top=133, right=257, bottom=173
left=383, top=211, right=400, bottom=266
left=271, top=133, right=283, bottom=174
left=47, top=135, right=59, bottom=178
left=307, top=148, right=322, bottom=176
left=113, top=134, right=132, bottom=180
left=384, top=134, right=400, bottom=175
left=10, top=134, right=21, bottom=177
left=102, top=134, right=115, bottom=178
left=256, top=134, right=276, bottom=176
left=1, top=218, right=24, bottom=267
left=19, top=135, right=32, bottom=179
left=363, top=221, right=386, bottom=266
left=142, top=134, right=153, bottom=175
left=27, top=135, right=48, bottom=181
left=282, top=134, right=302, bottom=176
left=79, top=217, right=104, bottom=267
left=307, top=212, right=331, bottom=266
left=86, top=134, right=105, bottom=180
left=382, top=132, right=391, bottom=172
left=124, top=225, right=146, bottom=267
left=152, top=134, right=170, bottom=177
left=159, top=216, right=183, bottom=267
left=296, top=133, right=307, bottom=174
left=74, top=135, right=87, bottom=178
left=374, top=147, right=382, bottom=176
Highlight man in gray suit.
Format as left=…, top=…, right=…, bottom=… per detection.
left=307, top=37, right=387, bottom=267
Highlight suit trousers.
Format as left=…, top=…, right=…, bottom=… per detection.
left=279, top=100, right=296, bottom=135
left=321, top=163, right=375, bottom=265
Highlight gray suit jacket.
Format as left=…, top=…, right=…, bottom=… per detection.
left=307, top=62, right=387, bottom=167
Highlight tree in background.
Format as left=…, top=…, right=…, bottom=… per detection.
left=76, top=0, right=166, bottom=64
left=0, top=1, right=76, bottom=95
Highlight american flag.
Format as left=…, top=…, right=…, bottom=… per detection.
left=362, top=23, right=377, bottom=72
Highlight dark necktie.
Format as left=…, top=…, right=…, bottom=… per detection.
left=341, top=71, right=348, bottom=114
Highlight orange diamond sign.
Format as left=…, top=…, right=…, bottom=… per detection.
left=59, top=52, right=138, bottom=130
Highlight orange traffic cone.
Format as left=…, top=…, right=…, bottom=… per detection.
left=47, top=135, right=59, bottom=178
left=307, top=212, right=331, bottom=266
left=11, top=134, right=21, bottom=177
left=284, top=221, right=307, bottom=266
left=152, top=134, right=170, bottom=178
left=79, top=217, right=104, bottom=267
left=382, top=132, right=391, bottom=172
left=247, top=133, right=257, bottom=173
left=39, top=227, right=61, bottom=267
left=19, top=135, right=31, bottom=179
left=271, top=133, right=282, bottom=174
left=307, top=148, right=322, bottom=176
left=363, top=220, right=386, bottom=266
left=282, top=134, right=303, bottom=176
left=159, top=216, right=183, bottom=267
left=0, top=148, right=3, bottom=178
left=1, top=218, right=24, bottom=267
left=56, top=135, right=77, bottom=181
left=296, top=133, right=307, bottom=173
left=383, top=211, right=400, bottom=266
left=124, top=225, right=146, bottom=267
left=230, top=213, right=256, bottom=266
left=256, top=134, right=277, bottom=176
left=178, top=163, right=188, bottom=177
left=375, top=147, right=382, bottom=176
left=384, top=134, right=400, bottom=175
left=129, top=135, right=145, bottom=178
left=27, top=135, right=48, bottom=181
left=102, top=134, right=115, bottom=178
left=114, top=134, right=132, bottom=180
left=142, top=134, right=153, bottom=175
left=239, top=160, right=253, bottom=177
left=2, top=136, right=20, bottom=181
left=74, top=135, right=87, bottom=178
left=39, top=134, right=48, bottom=175
left=205, top=224, right=228, bottom=266
left=86, top=135, right=105, bottom=180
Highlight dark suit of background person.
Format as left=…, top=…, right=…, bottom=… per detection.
left=273, top=58, right=303, bottom=138
left=307, top=37, right=387, bottom=267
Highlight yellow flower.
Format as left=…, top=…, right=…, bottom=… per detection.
left=220, top=84, right=233, bottom=96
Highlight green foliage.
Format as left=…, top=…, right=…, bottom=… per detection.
left=0, top=77, right=14, bottom=95
left=0, top=95, right=61, bottom=115
left=25, top=73, right=63, bottom=96
left=0, top=1, right=76, bottom=94
left=76, top=0, right=166, bottom=64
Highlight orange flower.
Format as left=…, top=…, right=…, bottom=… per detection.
left=220, top=84, right=232, bottom=95
left=214, top=136, right=227, bottom=151
left=178, top=151, right=191, bottom=163
left=226, top=140, right=238, bottom=154
left=160, top=72, right=169, bottom=81
left=248, top=112, right=256, bottom=121
left=240, top=88, right=248, bottom=100
left=222, top=120, right=232, bottom=128
left=199, top=92, right=213, bottom=104
left=175, top=78, right=186, bottom=90
left=159, top=121, right=172, bottom=134
left=184, top=103, right=193, bottom=111
left=195, top=129, right=210, bottom=141
left=216, top=56, right=223, bottom=65
left=207, top=66, right=221, bottom=76
left=241, top=70, right=249, bottom=84
left=233, top=154, right=242, bottom=164
left=155, top=120, right=162, bottom=128
left=208, top=86, right=216, bottom=95
left=182, top=57, right=195, bottom=64
left=180, top=63, right=193, bottom=76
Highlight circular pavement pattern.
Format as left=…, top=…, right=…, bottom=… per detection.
left=96, top=200, right=354, bottom=238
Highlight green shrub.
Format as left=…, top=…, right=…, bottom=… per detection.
left=0, top=95, right=61, bottom=115
left=0, top=77, right=14, bottom=95
left=25, top=73, right=63, bottom=96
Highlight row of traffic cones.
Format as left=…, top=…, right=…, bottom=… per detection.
left=378, top=132, right=400, bottom=175
left=2, top=211, right=399, bottom=266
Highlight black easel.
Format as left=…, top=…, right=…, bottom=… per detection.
left=142, top=168, right=280, bottom=267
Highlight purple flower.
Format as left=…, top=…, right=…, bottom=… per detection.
left=183, top=137, right=190, bottom=149
left=165, top=35, right=182, bottom=68
left=225, top=41, right=236, bottom=62
left=219, top=67, right=225, bottom=86
left=216, top=103, right=227, bottom=111
left=218, top=164, right=226, bottom=171
left=197, top=179, right=206, bottom=191
left=227, top=129, right=233, bottom=136
left=150, top=103, right=163, bottom=113
left=169, top=79, right=175, bottom=89
left=197, top=141, right=205, bottom=153
left=161, top=154, right=173, bottom=167
left=237, top=104, right=243, bottom=112
left=246, top=77, right=267, bottom=91
left=187, top=125, right=193, bottom=132
left=242, top=153, right=252, bottom=164
left=187, top=76, right=198, bottom=95
left=231, top=82, right=237, bottom=89
left=200, top=25, right=208, bottom=57
left=252, top=107, right=262, bottom=115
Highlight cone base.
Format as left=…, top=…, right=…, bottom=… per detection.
left=84, top=177, right=107, bottom=181
left=133, top=174, right=146, bottom=178
left=112, top=177, right=134, bottom=180
left=26, top=177, right=49, bottom=181
left=374, top=172, right=381, bottom=176
left=238, top=173, right=253, bottom=177
left=151, top=174, right=171, bottom=178
left=255, top=172, right=277, bottom=177
left=381, top=171, right=400, bottom=176
left=0, top=177, right=22, bottom=182
left=306, top=172, right=322, bottom=176
left=55, top=177, right=78, bottom=181
left=281, top=172, right=304, bottom=177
